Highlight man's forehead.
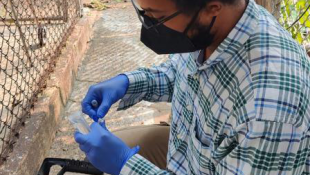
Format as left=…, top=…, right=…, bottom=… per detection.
left=136, top=0, right=177, bottom=12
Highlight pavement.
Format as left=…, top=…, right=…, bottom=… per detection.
left=47, top=2, right=171, bottom=173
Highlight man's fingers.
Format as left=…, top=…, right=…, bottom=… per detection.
left=82, top=101, right=97, bottom=121
left=132, top=145, right=140, bottom=154
left=90, top=122, right=101, bottom=131
left=90, top=122, right=109, bottom=133
left=99, top=121, right=108, bottom=131
left=96, top=100, right=112, bottom=119
left=74, top=132, right=88, bottom=145
left=75, top=132, right=91, bottom=153
left=79, top=144, right=91, bottom=153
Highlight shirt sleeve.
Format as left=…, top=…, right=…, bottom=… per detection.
left=118, top=54, right=177, bottom=110
left=214, top=120, right=307, bottom=175
left=120, top=154, right=172, bottom=175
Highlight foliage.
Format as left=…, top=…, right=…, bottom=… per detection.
left=84, top=0, right=109, bottom=10
left=84, top=0, right=127, bottom=11
left=280, top=0, right=310, bottom=45
left=0, top=6, right=5, bottom=18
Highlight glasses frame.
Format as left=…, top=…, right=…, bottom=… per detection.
left=131, top=0, right=182, bottom=30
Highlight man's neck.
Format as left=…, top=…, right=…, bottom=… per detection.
left=204, top=0, right=248, bottom=61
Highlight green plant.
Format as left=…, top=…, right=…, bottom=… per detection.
left=280, top=0, right=310, bottom=45
left=90, top=0, right=108, bottom=10
left=0, top=5, right=6, bottom=18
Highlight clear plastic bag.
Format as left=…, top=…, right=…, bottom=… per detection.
left=68, top=111, right=91, bottom=134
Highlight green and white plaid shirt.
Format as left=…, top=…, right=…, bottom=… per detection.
left=118, top=0, right=310, bottom=174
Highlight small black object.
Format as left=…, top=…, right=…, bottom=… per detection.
left=37, top=158, right=103, bottom=175
left=38, top=26, right=47, bottom=47
left=91, top=100, right=99, bottom=108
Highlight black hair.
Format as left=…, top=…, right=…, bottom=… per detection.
left=171, top=0, right=239, bottom=15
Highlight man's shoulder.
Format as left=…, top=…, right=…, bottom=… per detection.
left=246, top=36, right=310, bottom=129
left=242, top=7, right=310, bottom=127
left=246, top=4, right=302, bottom=55
left=245, top=4, right=308, bottom=77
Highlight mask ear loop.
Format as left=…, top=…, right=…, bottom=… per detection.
left=206, top=16, right=217, bottom=34
left=183, top=6, right=217, bottom=36
left=183, top=8, right=202, bottom=35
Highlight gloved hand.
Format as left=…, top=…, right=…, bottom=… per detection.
left=74, top=122, right=140, bottom=175
left=82, top=74, right=129, bottom=122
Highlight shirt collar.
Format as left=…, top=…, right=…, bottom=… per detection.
left=195, top=0, right=259, bottom=71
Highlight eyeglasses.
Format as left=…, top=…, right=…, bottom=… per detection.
left=131, top=0, right=182, bottom=30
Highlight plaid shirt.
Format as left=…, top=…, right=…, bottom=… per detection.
left=118, top=0, right=310, bottom=174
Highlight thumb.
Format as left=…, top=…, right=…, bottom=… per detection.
left=99, top=121, right=108, bottom=131
left=90, top=122, right=106, bottom=132
left=132, top=145, right=140, bottom=154
left=74, top=132, right=88, bottom=145
left=96, top=100, right=112, bottom=119
left=81, top=102, right=97, bottom=122
left=124, top=145, right=140, bottom=164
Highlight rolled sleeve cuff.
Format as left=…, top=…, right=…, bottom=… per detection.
left=120, top=154, right=162, bottom=175
left=117, top=71, right=148, bottom=110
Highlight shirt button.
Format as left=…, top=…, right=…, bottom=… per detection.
left=186, top=104, right=191, bottom=111
left=193, top=74, right=199, bottom=79
left=177, top=134, right=182, bottom=139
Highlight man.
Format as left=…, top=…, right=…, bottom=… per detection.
left=74, top=0, right=310, bottom=174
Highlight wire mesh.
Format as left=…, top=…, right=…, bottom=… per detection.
left=0, top=0, right=81, bottom=164
left=279, top=0, right=310, bottom=48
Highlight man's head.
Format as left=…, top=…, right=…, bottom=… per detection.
left=134, top=0, right=247, bottom=54
left=136, top=0, right=243, bottom=33
left=171, top=0, right=239, bottom=15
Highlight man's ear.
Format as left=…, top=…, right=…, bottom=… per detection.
left=202, top=1, right=223, bottom=17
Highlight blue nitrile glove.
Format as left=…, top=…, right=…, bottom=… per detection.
left=74, top=122, right=140, bottom=175
left=82, top=75, right=129, bottom=122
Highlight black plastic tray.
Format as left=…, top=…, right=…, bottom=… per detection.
left=37, top=158, right=103, bottom=175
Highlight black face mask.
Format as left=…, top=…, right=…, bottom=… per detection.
left=140, top=11, right=217, bottom=54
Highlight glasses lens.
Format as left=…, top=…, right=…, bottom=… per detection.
left=132, top=0, right=143, bottom=11
left=131, top=0, right=159, bottom=29
left=132, top=0, right=146, bottom=23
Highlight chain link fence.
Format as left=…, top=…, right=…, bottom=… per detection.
left=0, top=0, right=82, bottom=164
left=279, top=0, right=310, bottom=53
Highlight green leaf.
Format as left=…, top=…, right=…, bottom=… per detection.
left=296, top=32, right=303, bottom=44
left=297, top=0, right=306, bottom=8
left=305, top=21, right=310, bottom=28
left=285, top=1, right=291, bottom=16
left=299, top=11, right=309, bottom=24
left=0, top=6, right=6, bottom=18
left=280, top=0, right=309, bottom=44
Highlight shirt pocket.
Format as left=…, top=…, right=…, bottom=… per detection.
left=194, top=118, right=213, bottom=148
left=169, top=97, right=192, bottom=157
left=188, top=118, right=216, bottom=174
